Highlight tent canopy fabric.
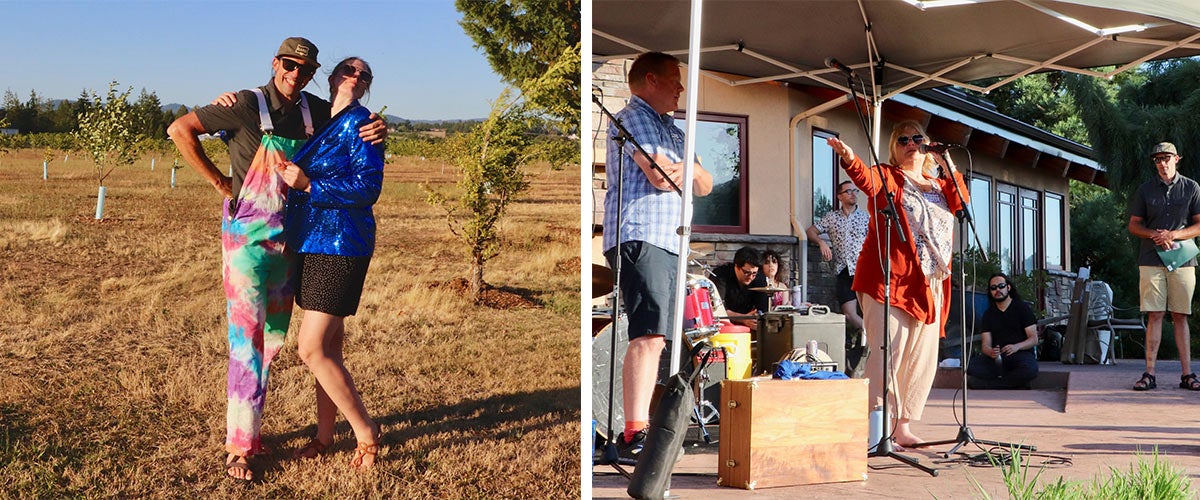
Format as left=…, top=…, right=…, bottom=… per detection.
left=593, top=0, right=1200, bottom=98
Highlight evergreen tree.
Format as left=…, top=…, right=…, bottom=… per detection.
left=1064, top=60, right=1199, bottom=200
left=456, top=0, right=580, bottom=132
left=133, top=88, right=166, bottom=139
left=423, top=89, right=532, bottom=302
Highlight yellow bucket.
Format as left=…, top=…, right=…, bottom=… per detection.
left=709, top=332, right=752, bottom=380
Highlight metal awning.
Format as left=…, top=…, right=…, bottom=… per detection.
left=594, top=0, right=1200, bottom=99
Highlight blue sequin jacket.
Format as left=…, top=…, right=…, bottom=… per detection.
left=286, top=102, right=384, bottom=257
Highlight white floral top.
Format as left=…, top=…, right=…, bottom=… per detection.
left=900, top=178, right=954, bottom=282
left=814, top=207, right=870, bottom=275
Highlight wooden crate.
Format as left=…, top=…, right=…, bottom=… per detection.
left=717, top=377, right=868, bottom=489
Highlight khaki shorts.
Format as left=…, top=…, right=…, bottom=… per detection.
left=1139, top=266, right=1196, bottom=314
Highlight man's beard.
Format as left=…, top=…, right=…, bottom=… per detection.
left=990, top=291, right=1009, bottom=303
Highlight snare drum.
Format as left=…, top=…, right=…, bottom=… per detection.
left=683, top=277, right=722, bottom=342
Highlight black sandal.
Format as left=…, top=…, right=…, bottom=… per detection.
left=1133, top=372, right=1156, bottom=391
left=1180, top=373, right=1200, bottom=391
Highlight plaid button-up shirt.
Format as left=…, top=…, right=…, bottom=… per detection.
left=603, top=95, right=687, bottom=254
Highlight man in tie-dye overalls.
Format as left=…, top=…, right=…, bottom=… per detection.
left=167, top=37, right=387, bottom=482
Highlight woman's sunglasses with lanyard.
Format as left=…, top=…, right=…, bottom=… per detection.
left=896, top=134, right=926, bottom=146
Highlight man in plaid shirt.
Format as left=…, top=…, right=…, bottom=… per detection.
left=603, top=51, right=713, bottom=458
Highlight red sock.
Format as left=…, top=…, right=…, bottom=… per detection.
left=624, top=421, right=648, bottom=441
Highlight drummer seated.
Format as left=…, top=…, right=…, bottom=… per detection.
left=711, top=246, right=770, bottom=330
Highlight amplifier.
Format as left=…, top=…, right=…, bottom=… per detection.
left=757, top=310, right=846, bottom=375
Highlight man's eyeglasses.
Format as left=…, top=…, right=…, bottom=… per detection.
left=896, top=135, right=925, bottom=146
left=739, top=266, right=759, bottom=278
left=339, top=65, right=373, bottom=84
left=988, top=282, right=1009, bottom=291
left=839, top=188, right=859, bottom=195
left=278, top=58, right=317, bottom=78
left=1153, top=155, right=1175, bottom=164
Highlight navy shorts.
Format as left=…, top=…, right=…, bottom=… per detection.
left=604, top=241, right=678, bottom=340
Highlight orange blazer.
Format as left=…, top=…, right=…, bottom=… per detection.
left=841, top=155, right=969, bottom=336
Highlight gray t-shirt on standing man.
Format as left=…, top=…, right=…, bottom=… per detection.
left=1128, top=173, right=1200, bottom=267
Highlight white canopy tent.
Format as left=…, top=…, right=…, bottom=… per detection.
left=593, top=0, right=1200, bottom=374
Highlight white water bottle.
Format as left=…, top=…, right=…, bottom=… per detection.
left=868, top=405, right=883, bottom=453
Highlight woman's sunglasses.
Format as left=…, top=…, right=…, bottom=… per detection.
left=896, top=134, right=926, bottom=146
left=278, top=58, right=317, bottom=78
left=339, top=65, right=373, bottom=84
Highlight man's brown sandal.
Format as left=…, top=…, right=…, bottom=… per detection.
left=293, top=439, right=330, bottom=459
left=225, top=454, right=253, bottom=483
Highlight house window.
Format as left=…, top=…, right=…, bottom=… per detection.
left=1044, top=192, right=1064, bottom=270
left=674, top=112, right=748, bottom=232
left=997, top=184, right=1017, bottom=273
left=1020, top=188, right=1041, bottom=273
left=969, top=175, right=992, bottom=252
left=811, top=129, right=838, bottom=221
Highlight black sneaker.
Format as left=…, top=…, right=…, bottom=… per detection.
left=616, top=429, right=646, bottom=460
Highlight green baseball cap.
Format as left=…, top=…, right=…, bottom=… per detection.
left=276, top=37, right=320, bottom=68
left=1149, top=142, right=1178, bottom=157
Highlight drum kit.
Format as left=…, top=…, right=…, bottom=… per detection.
left=591, top=262, right=744, bottom=442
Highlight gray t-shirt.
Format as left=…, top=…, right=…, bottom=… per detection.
left=1128, top=173, right=1200, bottom=267
left=193, top=81, right=331, bottom=199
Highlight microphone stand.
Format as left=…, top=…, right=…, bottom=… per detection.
left=590, top=92, right=685, bottom=479
left=909, top=152, right=1037, bottom=458
left=840, top=69, right=937, bottom=476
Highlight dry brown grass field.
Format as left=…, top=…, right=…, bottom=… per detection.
left=0, top=149, right=582, bottom=498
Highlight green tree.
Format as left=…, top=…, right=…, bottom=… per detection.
left=1066, top=60, right=1200, bottom=197
left=76, top=81, right=142, bottom=218
left=456, top=0, right=580, bottom=132
left=423, top=89, right=532, bottom=302
left=133, top=88, right=167, bottom=139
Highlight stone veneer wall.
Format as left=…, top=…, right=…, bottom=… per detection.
left=1041, top=269, right=1080, bottom=319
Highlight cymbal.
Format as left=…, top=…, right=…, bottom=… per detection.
left=592, top=264, right=615, bottom=298
left=749, top=286, right=789, bottom=293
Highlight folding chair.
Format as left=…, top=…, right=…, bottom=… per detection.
left=1084, top=281, right=1145, bottom=363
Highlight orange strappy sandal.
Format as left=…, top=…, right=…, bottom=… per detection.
left=350, top=423, right=382, bottom=469
left=350, top=441, right=379, bottom=469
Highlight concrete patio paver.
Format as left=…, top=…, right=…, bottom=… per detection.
left=591, top=360, right=1200, bottom=498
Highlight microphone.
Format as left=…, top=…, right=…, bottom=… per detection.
left=919, top=142, right=961, bottom=154
left=824, top=57, right=856, bottom=78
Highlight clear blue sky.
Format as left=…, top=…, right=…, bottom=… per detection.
left=0, top=0, right=507, bottom=121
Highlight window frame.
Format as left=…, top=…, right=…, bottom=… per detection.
left=673, top=110, right=750, bottom=233
left=811, top=127, right=840, bottom=224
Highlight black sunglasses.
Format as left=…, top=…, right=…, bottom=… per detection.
left=339, top=64, right=373, bottom=84
left=988, top=282, right=1009, bottom=291
left=278, top=58, right=317, bottom=78
left=896, top=135, right=926, bottom=146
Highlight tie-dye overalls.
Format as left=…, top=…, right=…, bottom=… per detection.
left=221, top=88, right=312, bottom=457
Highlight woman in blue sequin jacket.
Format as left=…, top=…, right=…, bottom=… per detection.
left=276, top=56, right=384, bottom=469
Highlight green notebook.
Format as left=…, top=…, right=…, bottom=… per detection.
left=1157, top=238, right=1200, bottom=271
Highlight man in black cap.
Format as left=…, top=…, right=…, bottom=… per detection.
left=167, top=36, right=386, bottom=483
left=1127, top=142, right=1200, bottom=392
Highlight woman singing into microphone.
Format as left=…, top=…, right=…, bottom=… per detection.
left=825, top=120, right=968, bottom=448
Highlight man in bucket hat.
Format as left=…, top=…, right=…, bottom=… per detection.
left=1127, top=142, right=1200, bottom=392
left=167, top=36, right=386, bottom=483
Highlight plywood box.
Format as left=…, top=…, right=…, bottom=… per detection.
left=717, top=377, right=868, bottom=489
